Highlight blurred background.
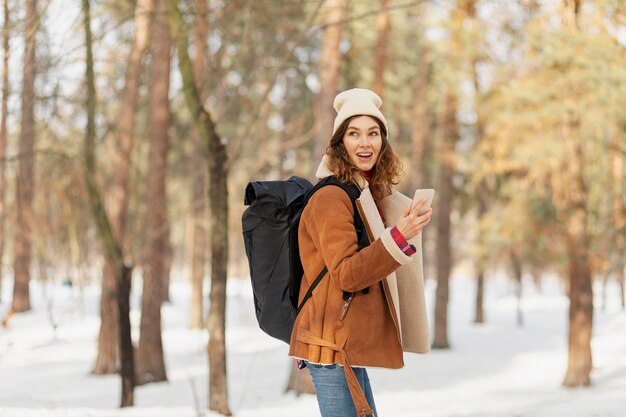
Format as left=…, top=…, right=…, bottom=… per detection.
left=0, top=0, right=625, bottom=416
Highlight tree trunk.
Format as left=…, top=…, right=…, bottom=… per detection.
left=207, top=145, right=230, bottom=416
left=410, top=45, right=434, bottom=290
left=410, top=47, right=430, bottom=190
left=560, top=0, right=593, bottom=388
left=93, top=266, right=120, bottom=373
left=510, top=249, right=524, bottom=327
left=467, top=0, right=490, bottom=325
left=92, top=260, right=119, bottom=375
left=190, top=151, right=208, bottom=328
left=162, top=238, right=172, bottom=303
left=165, top=1, right=231, bottom=414
left=312, top=0, right=344, bottom=171
left=189, top=0, right=209, bottom=330
left=82, top=0, right=135, bottom=405
left=190, top=150, right=207, bottom=329
left=561, top=138, right=593, bottom=386
left=136, top=0, right=171, bottom=386
left=0, top=0, right=9, bottom=303
left=474, top=270, right=484, bottom=324
left=611, top=123, right=625, bottom=311
left=66, top=198, right=86, bottom=316
left=619, top=267, right=625, bottom=310
left=371, top=0, right=390, bottom=100
left=432, top=91, right=456, bottom=349
left=562, top=208, right=593, bottom=387
left=12, top=0, right=38, bottom=313
left=474, top=196, right=488, bottom=326
left=93, top=0, right=153, bottom=375
left=117, top=263, right=135, bottom=406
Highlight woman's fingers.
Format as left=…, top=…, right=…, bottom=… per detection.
left=401, top=203, right=412, bottom=218
left=418, top=208, right=433, bottom=223
left=415, top=209, right=432, bottom=231
left=410, top=198, right=427, bottom=217
left=396, top=207, right=433, bottom=241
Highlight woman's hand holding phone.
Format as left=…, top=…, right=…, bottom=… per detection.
left=395, top=189, right=434, bottom=240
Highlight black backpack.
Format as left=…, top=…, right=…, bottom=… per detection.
left=242, top=176, right=368, bottom=344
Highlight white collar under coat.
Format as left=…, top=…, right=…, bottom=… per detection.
left=314, top=155, right=368, bottom=190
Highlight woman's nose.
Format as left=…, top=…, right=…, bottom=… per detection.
left=359, top=134, right=370, bottom=146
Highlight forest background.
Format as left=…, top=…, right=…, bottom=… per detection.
left=0, top=0, right=625, bottom=415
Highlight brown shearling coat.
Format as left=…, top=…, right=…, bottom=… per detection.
left=288, top=156, right=430, bottom=417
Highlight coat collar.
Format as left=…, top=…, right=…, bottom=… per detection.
left=314, top=155, right=368, bottom=190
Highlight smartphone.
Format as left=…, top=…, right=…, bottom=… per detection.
left=410, top=189, right=435, bottom=215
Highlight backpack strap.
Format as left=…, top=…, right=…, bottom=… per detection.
left=296, top=177, right=370, bottom=315
left=296, top=265, right=328, bottom=315
left=306, top=177, right=368, bottom=250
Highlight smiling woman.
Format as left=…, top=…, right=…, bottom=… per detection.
left=288, top=88, right=433, bottom=417
left=341, top=116, right=382, bottom=172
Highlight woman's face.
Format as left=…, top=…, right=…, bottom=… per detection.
left=342, top=115, right=383, bottom=172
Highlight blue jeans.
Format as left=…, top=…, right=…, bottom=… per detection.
left=306, top=362, right=378, bottom=417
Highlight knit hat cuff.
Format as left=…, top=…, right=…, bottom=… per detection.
left=332, top=88, right=388, bottom=137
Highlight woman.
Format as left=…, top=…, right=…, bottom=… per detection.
left=288, top=88, right=432, bottom=417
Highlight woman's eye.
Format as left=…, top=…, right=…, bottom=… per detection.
left=349, top=131, right=358, bottom=136
left=370, top=131, right=379, bottom=136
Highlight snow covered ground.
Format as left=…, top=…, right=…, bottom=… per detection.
left=0, top=273, right=624, bottom=417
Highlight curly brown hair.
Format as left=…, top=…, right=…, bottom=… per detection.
left=326, top=115, right=403, bottom=201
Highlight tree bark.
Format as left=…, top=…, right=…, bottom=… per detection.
left=619, top=267, right=625, bottom=310
left=165, top=1, right=231, bottom=414
left=432, top=0, right=473, bottom=347
left=474, top=197, right=489, bottom=326
left=562, top=206, right=593, bottom=387
left=469, top=11, right=489, bottom=323
left=510, top=249, right=524, bottom=327
left=189, top=152, right=208, bottom=328
left=82, top=0, right=135, bottom=405
left=189, top=0, right=209, bottom=330
left=162, top=241, right=172, bottom=303
left=611, top=123, right=625, bottom=311
left=0, top=0, right=10, bottom=303
left=117, top=264, right=135, bottom=406
left=206, top=141, right=230, bottom=416
left=12, top=0, right=38, bottom=313
left=93, top=0, right=154, bottom=375
left=432, top=91, right=456, bottom=349
left=136, top=0, right=171, bottom=386
left=92, top=260, right=119, bottom=374
left=560, top=0, right=593, bottom=388
left=410, top=43, right=434, bottom=292
left=312, top=0, right=344, bottom=171
left=474, top=270, right=484, bottom=324
left=371, top=0, right=390, bottom=100
left=561, top=133, right=593, bottom=387
left=410, top=47, right=430, bottom=190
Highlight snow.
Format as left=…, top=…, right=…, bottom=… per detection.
left=0, top=274, right=624, bottom=417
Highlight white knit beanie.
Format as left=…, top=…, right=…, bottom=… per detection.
left=332, top=88, right=388, bottom=137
